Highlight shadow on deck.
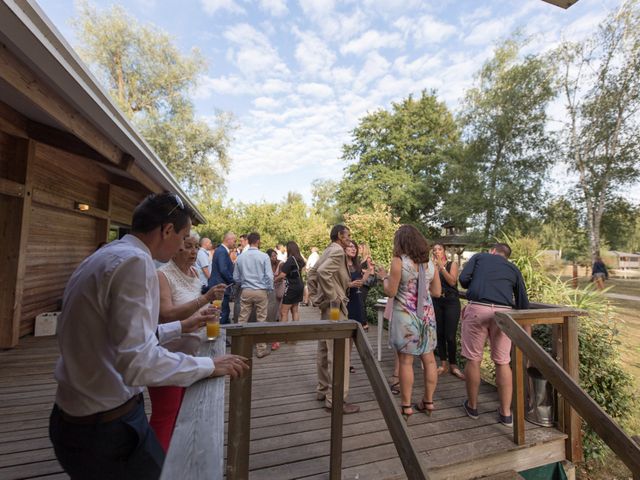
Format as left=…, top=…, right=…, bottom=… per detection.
left=0, top=310, right=567, bottom=479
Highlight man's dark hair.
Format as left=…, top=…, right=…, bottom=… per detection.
left=330, top=224, right=349, bottom=242
left=492, top=242, right=512, bottom=259
left=240, top=234, right=248, bottom=240
left=131, top=192, right=193, bottom=234
left=248, top=232, right=260, bottom=245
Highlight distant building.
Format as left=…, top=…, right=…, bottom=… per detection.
left=606, top=251, right=640, bottom=270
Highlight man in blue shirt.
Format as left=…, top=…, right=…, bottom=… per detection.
left=458, top=242, right=529, bottom=428
left=208, top=232, right=236, bottom=324
left=195, top=237, right=212, bottom=287
left=233, top=232, right=274, bottom=358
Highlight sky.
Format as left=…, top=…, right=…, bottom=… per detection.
left=36, top=0, right=637, bottom=204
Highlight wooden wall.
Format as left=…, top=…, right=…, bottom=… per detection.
left=0, top=113, right=148, bottom=346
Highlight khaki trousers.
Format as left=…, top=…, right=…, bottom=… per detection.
left=316, top=308, right=350, bottom=407
left=238, top=289, right=268, bottom=354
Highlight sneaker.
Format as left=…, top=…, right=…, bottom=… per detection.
left=497, top=409, right=513, bottom=427
left=462, top=400, right=479, bottom=419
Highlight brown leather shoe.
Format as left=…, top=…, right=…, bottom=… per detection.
left=324, top=402, right=360, bottom=414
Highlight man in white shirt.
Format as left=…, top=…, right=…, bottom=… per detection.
left=196, top=236, right=212, bottom=286
left=49, top=193, right=249, bottom=479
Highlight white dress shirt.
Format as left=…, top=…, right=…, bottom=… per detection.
left=54, top=234, right=214, bottom=416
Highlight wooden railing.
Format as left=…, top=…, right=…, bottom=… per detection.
left=224, top=320, right=430, bottom=480
left=494, top=310, right=640, bottom=477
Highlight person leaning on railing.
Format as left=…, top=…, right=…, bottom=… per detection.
left=150, top=230, right=228, bottom=452
left=459, top=242, right=529, bottom=428
left=49, top=193, right=249, bottom=480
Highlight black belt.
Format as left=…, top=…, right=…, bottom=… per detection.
left=57, top=393, right=143, bottom=425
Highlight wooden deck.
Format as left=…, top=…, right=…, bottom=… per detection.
left=0, top=311, right=567, bottom=479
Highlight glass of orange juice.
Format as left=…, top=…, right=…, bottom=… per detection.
left=329, top=300, right=341, bottom=321
left=206, top=319, right=220, bottom=340
left=211, top=299, right=222, bottom=309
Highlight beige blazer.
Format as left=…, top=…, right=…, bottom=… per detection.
left=307, top=242, right=350, bottom=315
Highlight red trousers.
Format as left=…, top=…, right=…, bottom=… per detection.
left=148, top=386, right=186, bottom=452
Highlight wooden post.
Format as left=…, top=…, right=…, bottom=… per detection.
left=96, top=183, right=112, bottom=244
left=512, top=345, right=526, bottom=445
left=633, top=435, right=640, bottom=480
left=572, top=261, right=578, bottom=289
left=227, top=335, right=253, bottom=480
left=0, top=138, right=34, bottom=348
left=562, top=316, right=583, bottom=463
left=329, top=338, right=346, bottom=480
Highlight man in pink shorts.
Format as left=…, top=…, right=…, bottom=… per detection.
left=458, top=243, right=529, bottom=427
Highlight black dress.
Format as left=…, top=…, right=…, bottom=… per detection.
left=281, top=256, right=305, bottom=305
left=347, top=270, right=366, bottom=325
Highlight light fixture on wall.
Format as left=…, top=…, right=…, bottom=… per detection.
left=74, top=202, right=90, bottom=212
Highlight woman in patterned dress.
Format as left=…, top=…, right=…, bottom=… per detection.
left=378, top=225, right=441, bottom=419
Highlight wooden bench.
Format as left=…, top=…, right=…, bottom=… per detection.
left=160, top=331, right=226, bottom=480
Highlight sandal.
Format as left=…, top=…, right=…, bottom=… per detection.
left=271, top=342, right=280, bottom=351
left=437, top=365, right=446, bottom=376
left=450, top=366, right=465, bottom=380
left=363, top=324, right=369, bottom=332
left=388, top=375, right=400, bottom=395
left=415, top=398, right=435, bottom=416
left=401, top=404, right=414, bottom=421
left=349, top=366, right=356, bottom=374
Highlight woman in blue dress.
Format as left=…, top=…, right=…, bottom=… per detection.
left=378, top=225, right=441, bottom=420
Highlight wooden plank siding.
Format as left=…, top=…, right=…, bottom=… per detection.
left=0, top=105, right=150, bottom=343
left=0, top=320, right=568, bottom=480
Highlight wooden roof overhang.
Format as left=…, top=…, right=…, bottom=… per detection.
left=0, top=0, right=206, bottom=224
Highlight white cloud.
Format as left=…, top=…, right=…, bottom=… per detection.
left=297, top=82, right=334, bottom=98
left=395, top=15, right=456, bottom=45
left=224, top=23, right=289, bottom=76
left=298, top=0, right=335, bottom=19
left=293, top=29, right=336, bottom=77
left=464, top=18, right=514, bottom=45
left=340, top=29, right=404, bottom=55
left=258, top=0, right=288, bottom=17
left=253, top=96, right=280, bottom=109
left=200, top=0, right=245, bottom=15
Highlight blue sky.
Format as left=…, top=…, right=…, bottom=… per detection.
left=37, top=0, right=632, bottom=204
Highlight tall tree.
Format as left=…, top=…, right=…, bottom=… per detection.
left=310, top=178, right=341, bottom=224
left=600, top=197, right=640, bottom=252
left=453, top=38, right=556, bottom=239
left=337, top=91, right=460, bottom=226
left=555, top=0, right=640, bottom=261
left=74, top=2, right=232, bottom=199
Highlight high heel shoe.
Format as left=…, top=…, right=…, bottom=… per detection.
left=401, top=404, right=414, bottom=421
left=415, top=399, right=435, bottom=416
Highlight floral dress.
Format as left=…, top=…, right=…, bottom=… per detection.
left=390, top=255, right=437, bottom=355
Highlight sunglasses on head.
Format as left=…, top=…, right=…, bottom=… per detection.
left=166, top=194, right=185, bottom=217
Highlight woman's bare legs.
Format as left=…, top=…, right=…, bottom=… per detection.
left=398, top=352, right=415, bottom=412
left=291, top=303, right=300, bottom=321
left=280, top=304, right=292, bottom=322
left=420, top=352, right=438, bottom=409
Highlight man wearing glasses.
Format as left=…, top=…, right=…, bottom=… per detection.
left=49, top=193, right=249, bottom=479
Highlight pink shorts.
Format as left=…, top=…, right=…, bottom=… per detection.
left=460, top=303, right=512, bottom=365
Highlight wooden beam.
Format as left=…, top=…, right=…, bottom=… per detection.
left=96, top=183, right=112, bottom=244
left=0, top=43, right=122, bottom=165
left=0, top=138, right=34, bottom=348
left=27, top=121, right=109, bottom=165
left=0, top=100, right=28, bottom=138
left=562, top=316, right=583, bottom=463
left=495, top=312, right=640, bottom=475
left=226, top=335, right=253, bottom=480
left=512, top=345, right=526, bottom=445
left=0, top=177, right=24, bottom=198
left=541, top=0, right=579, bottom=8
left=329, top=338, right=346, bottom=480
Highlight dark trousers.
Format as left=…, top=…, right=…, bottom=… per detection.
left=220, top=292, right=231, bottom=325
left=49, top=400, right=164, bottom=480
left=433, top=297, right=461, bottom=365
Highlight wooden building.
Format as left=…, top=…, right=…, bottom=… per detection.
left=0, top=1, right=205, bottom=348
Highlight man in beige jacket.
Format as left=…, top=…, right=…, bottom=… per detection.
left=307, top=224, right=360, bottom=414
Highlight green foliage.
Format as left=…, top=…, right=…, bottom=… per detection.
left=196, top=196, right=330, bottom=257
left=538, top=197, right=589, bottom=262
left=600, top=197, right=640, bottom=252
left=501, top=234, right=635, bottom=460
left=452, top=37, right=556, bottom=239
left=310, top=179, right=341, bottom=225
left=337, top=90, right=460, bottom=226
left=343, top=204, right=401, bottom=268
left=73, top=2, right=232, bottom=199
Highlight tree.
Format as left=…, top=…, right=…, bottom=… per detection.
left=343, top=204, right=401, bottom=267
left=452, top=38, right=556, bottom=239
left=538, top=197, right=588, bottom=260
left=555, top=0, right=640, bottom=261
left=73, top=2, right=233, bottom=199
left=600, top=197, right=640, bottom=252
left=310, top=179, right=341, bottom=224
left=337, top=91, right=460, bottom=227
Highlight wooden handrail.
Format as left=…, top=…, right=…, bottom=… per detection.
left=495, top=312, right=640, bottom=476
left=223, top=320, right=429, bottom=480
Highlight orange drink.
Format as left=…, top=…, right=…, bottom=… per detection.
left=206, top=320, right=220, bottom=340
left=211, top=299, right=222, bottom=308
left=329, top=308, right=341, bottom=321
